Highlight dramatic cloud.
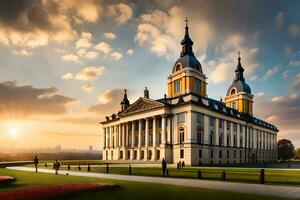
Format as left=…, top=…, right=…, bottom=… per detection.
left=95, top=42, right=112, bottom=54
left=288, top=60, right=300, bottom=67
left=110, top=51, right=123, bottom=60
left=0, top=81, right=75, bottom=119
left=283, top=71, right=289, bottom=78
left=62, top=53, right=81, bottom=63
left=107, top=3, right=133, bottom=25
left=126, top=48, right=134, bottom=55
left=103, top=32, right=116, bottom=40
left=61, top=73, right=74, bottom=80
left=292, top=73, right=300, bottom=90
left=288, top=24, right=300, bottom=37
left=81, top=83, right=94, bottom=92
left=263, top=66, right=278, bottom=80
left=12, top=49, right=32, bottom=56
left=75, top=66, right=105, bottom=81
left=255, top=92, right=300, bottom=144
left=75, top=32, right=93, bottom=49
left=83, top=51, right=99, bottom=60
left=88, top=89, right=124, bottom=116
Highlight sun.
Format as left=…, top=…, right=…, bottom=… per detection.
left=9, top=127, right=19, bottom=138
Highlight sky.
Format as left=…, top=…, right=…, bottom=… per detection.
left=0, top=0, right=299, bottom=150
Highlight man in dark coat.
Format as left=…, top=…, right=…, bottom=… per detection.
left=162, top=158, right=167, bottom=177
left=34, top=155, right=39, bottom=173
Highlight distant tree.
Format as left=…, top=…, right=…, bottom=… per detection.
left=277, top=139, right=295, bottom=161
left=294, top=148, right=300, bottom=160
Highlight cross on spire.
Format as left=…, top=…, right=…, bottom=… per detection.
left=124, top=89, right=127, bottom=94
left=184, top=17, right=189, bottom=27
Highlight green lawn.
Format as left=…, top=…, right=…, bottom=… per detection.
left=0, top=168, right=295, bottom=200
left=29, top=162, right=300, bottom=186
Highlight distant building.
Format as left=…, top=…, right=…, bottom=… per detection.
left=100, top=19, right=278, bottom=166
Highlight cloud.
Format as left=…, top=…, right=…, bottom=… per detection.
left=288, top=60, right=300, bottom=67
left=81, top=83, right=93, bottom=92
left=83, top=51, right=99, bottom=60
left=61, top=73, right=74, bottom=80
left=95, top=42, right=112, bottom=54
left=0, top=81, right=75, bottom=119
left=250, top=75, right=258, bottom=81
left=103, top=32, right=116, bottom=40
left=126, top=48, right=134, bottom=55
left=12, top=49, right=32, bottom=56
left=76, top=49, right=87, bottom=57
left=283, top=71, right=289, bottom=78
left=284, top=46, right=294, bottom=56
left=88, top=89, right=124, bottom=116
left=292, top=73, right=300, bottom=90
left=275, top=12, right=284, bottom=29
left=263, top=66, right=278, bottom=80
left=107, top=3, right=133, bottom=25
left=288, top=24, right=300, bottom=37
left=110, top=51, right=123, bottom=60
left=255, top=92, right=300, bottom=145
left=62, top=53, right=81, bottom=63
left=75, top=32, right=93, bottom=49
left=75, top=66, right=105, bottom=81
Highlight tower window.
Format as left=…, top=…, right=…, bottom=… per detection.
left=232, top=102, right=237, bottom=110
left=230, top=88, right=236, bottom=95
left=174, top=80, right=181, bottom=94
left=175, top=63, right=182, bottom=71
left=180, top=149, right=184, bottom=158
left=179, top=128, right=185, bottom=144
left=195, top=79, right=201, bottom=93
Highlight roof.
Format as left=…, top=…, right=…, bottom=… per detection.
left=226, top=80, right=252, bottom=96
left=172, top=54, right=203, bottom=73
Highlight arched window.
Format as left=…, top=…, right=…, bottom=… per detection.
left=209, top=131, right=214, bottom=145
left=230, top=88, right=236, bottom=95
left=176, top=63, right=182, bottom=71
left=179, top=127, right=185, bottom=144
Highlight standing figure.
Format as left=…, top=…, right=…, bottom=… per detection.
left=55, top=160, right=60, bottom=175
left=182, top=161, right=185, bottom=168
left=34, top=155, right=39, bottom=173
left=161, top=158, right=167, bottom=177
left=45, top=163, right=48, bottom=168
left=178, top=161, right=182, bottom=169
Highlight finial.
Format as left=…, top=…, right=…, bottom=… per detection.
left=124, top=89, right=127, bottom=94
left=184, top=17, right=189, bottom=28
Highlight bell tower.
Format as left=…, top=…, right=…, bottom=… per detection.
left=224, top=52, right=253, bottom=115
left=167, top=18, right=207, bottom=98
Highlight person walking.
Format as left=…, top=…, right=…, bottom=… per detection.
left=55, top=160, right=60, bottom=175
left=162, top=158, right=167, bottom=177
left=34, top=155, right=39, bottom=173
left=182, top=161, right=185, bottom=169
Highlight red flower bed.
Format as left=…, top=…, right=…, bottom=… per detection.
left=0, top=176, right=15, bottom=183
left=0, top=183, right=116, bottom=200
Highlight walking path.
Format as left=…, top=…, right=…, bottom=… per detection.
left=7, top=166, right=300, bottom=198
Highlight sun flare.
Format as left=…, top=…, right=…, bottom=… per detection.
left=9, top=127, right=19, bottom=138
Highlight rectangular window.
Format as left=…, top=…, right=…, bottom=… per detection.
left=199, top=149, right=202, bottom=159
left=180, top=149, right=184, bottom=158
left=219, top=150, right=222, bottom=158
left=209, top=116, right=215, bottom=127
left=227, top=150, right=229, bottom=159
left=234, top=150, right=236, bottom=159
left=210, top=150, right=214, bottom=159
left=177, top=113, right=185, bottom=124
left=195, top=79, right=201, bottom=93
left=232, top=102, right=237, bottom=109
left=174, top=80, right=181, bottom=94
left=196, top=113, right=204, bottom=124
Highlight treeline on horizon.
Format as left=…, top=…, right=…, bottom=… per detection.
left=0, top=152, right=102, bottom=162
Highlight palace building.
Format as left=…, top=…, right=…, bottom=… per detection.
left=100, top=20, right=278, bottom=166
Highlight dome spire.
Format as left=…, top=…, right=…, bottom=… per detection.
left=120, top=89, right=130, bottom=111
left=234, top=51, right=245, bottom=82
left=180, top=17, right=194, bottom=57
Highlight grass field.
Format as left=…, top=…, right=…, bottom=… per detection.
left=0, top=168, right=296, bottom=200
left=28, top=162, right=300, bottom=186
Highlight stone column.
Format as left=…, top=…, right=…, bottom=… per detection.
left=126, top=123, right=129, bottom=148
left=137, top=119, right=142, bottom=160
left=122, top=124, right=125, bottom=148
left=203, top=115, right=209, bottom=144
left=161, top=115, right=167, bottom=144
left=173, top=114, right=178, bottom=144
left=230, top=122, right=234, bottom=147
left=131, top=121, right=135, bottom=160
left=145, top=118, right=149, bottom=160
left=114, top=126, right=117, bottom=148
left=167, top=116, right=172, bottom=144
left=215, top=118, right=219, bottom=145
left=237, top=124, right=240, bottom=148
left=103, top=128, right=106, bottom=149
left=223, top=120, right=227, bottom=146
left=152, top=117, right=157, bottom=160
